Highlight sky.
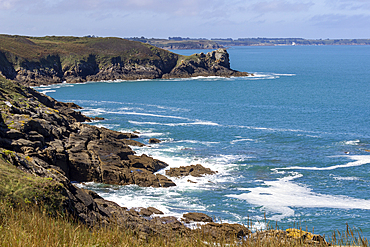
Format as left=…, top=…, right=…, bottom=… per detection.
left=0, top=0, right=369, bottom=39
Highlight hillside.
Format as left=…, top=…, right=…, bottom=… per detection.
left=0, top=35, right=251, bottom=86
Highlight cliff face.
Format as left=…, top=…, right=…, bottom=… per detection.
left=164, top=48, right=250, bottom=78
left=0, top=35, right=251, bottom=86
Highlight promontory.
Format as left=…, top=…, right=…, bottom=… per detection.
left=0, top=35, right=252, bottom=86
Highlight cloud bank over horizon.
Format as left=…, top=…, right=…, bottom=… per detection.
left=0, top=0, right=369, bottom=39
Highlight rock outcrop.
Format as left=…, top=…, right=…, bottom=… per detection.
left=0, top=79, right=174, bottom=188
left=165, top=164, right=217, bottom=178
left=163, top=49, right=250, bottom=79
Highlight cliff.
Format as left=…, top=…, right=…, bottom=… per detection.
left=0, top=35, right=251, bottom=86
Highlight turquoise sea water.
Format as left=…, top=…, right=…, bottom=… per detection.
left=36, top=45, right=370, bottom=237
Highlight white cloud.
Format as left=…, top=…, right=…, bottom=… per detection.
left=250, top=0, right=314, bottom=13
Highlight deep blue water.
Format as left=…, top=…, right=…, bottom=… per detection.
left=36, top=45, right=370, bottom=238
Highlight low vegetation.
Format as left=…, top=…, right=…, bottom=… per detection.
left=0, top=153, right=367, bottom=247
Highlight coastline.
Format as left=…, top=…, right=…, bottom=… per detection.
left=0, top=74, right=332, bottom=245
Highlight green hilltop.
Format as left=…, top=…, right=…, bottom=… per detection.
left=0, top=35, right=250, bottom=86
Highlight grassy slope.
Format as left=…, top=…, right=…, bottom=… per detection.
left=0, top=34, right=178, bottom=70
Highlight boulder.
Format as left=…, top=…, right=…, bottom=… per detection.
left=128, top=154, right=168, bottom=172
left=149, top=138, right=161, bottom=144
left=165, top=164, right=217, bottom=178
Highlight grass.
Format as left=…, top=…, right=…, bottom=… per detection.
left=0, top=150, right=67, bottom=213
left=0, top=34, right=179, bottom=67
left=1, top=200, right=368, bottom=247
left=0, top=148, right=369, bottom=246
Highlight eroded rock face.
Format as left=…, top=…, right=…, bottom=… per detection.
left=2, top=46, right=251, bottom=86
left=182, top=212, right=213, bottom=223
left=165, top=164, right=217, bottom=178
left=163, top=48, right=251, bottom=79
left=0, top=86, right=175, bottom=188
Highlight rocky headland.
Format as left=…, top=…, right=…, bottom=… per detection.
left=0, top=35, right=252, bottom=86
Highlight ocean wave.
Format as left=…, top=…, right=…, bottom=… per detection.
left=343, top=140, right=361, bottom=146
left=110, top=111, right=189, bottom=120
left=40, top=90, right=56, bottom=94
left=227, top=171, right=370, bottom=221
left=246, top=72, right=296, bottom=80
left=278, top=155, right=370, bottom=171
left=230, top=138, right=256, bottom=144
left=128, top=120, right=219, bottom=127
left=173, top=140, right=220, bottom=145
left=332, top=175, right=359, bottom=181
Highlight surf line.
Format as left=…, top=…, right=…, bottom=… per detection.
left=277, top=155, right=370, bottom=171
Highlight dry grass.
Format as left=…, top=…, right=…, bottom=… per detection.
left=1, top=200, right=368, bottom=247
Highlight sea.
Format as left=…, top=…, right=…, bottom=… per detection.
left=35, top=45, right=370, bottom=238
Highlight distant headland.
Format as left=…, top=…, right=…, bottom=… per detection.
left=0, top=35, right=251, bottom=86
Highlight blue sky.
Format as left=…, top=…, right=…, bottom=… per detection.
left=0, top=0, right=369, bottom=39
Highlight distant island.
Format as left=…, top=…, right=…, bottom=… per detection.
left=126, top=36, right=370, bottom=49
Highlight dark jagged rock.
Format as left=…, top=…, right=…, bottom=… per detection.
left=163, top=48, right=251, bottom=79
left=0, top=78, right=175, bottom=188
left=165, top=164, right=217, bottom=178
left=149, top=138, right=161, bottom=144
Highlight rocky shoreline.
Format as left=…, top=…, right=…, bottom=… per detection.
left=0, top=76, right=330, bottom=245
left=0, top=76, right=254, bottom=239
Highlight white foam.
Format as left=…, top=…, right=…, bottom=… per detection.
left=128, top=120, right=219, bottom=127
left=81, top=108, right=107, bottom=116
left=111, top=111, right=189, bottom=120
left=332, top=176, right=359, bottom=181
left=174, top=140, right=220, bottom=145
left=230, top=138, right=255, bottom=144
left=344, top=140, right=361, bottom=146
left=92, top=123, right=120, bottom=129
left=227, top=172, right=370, bottom=221
left=279, top=155, right=370, bottom=171
left=273, top=73, right=296, bottom=76
left=139, top=132, right=166, bottom=138
left=40, top=90, right=56, bottom=94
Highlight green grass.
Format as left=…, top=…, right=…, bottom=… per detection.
left=0, top=150, right=67, bottom=213
left=0, top=34, right=178, bottom=66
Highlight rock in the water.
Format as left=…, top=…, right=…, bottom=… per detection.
left=165, top=164, right=217, bottom=178
left=149, top=138, right=161, bottom=144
